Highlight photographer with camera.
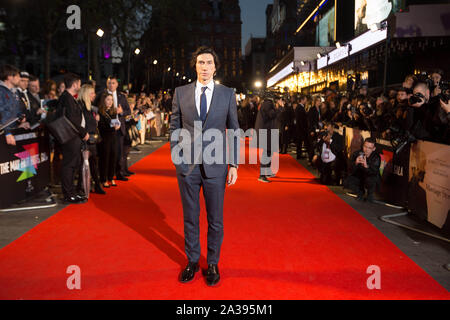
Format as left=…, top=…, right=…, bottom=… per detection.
left=312, top=123, right=345, bottom=185
left=403, top=81, right=433, bottom=141
left=344, top=137, right=381, bottom=203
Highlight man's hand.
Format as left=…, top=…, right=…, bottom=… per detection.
left=227, top=167, right=238, bottom=186
left=362, top=157, right=368, bottom=168
left=440, top=99, right=450, bottom=113
left=83, top=133, right=90, bottom=141
left=6, top=134, right=16, bottom=146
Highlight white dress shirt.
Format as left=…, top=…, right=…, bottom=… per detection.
left=17, top=88, right=30, bottom=110
left=321, top=139, right=336, bottom=163
left=195, top=79, right=214, bottom=117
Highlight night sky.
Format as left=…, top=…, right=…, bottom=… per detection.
left=240, top=0, right=273, bottom=55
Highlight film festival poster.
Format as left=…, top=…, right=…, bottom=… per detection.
left=408, top=140, right=450, bottom=233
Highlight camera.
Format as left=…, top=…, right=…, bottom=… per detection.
left=437, top=80, right=450, bottom=103
left=408, top=92, right=425, bottom=106
left=389, top=123, right=417, bottom=154
left=360, top=103, right=373, bottom=116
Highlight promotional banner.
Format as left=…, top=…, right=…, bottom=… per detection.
left=355, top=0, right=392, bottom=35
left=408, top=141, right=450, bottom=232
left=375, top=138, right=409, bottom=207
left=0, top=128, right=50, bottom=209
left=316, top=7, right=335, bottom=47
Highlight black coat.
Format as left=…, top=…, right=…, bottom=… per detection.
left=350, top=150, right=381, bottom=177
left=294, top=104, right=308, bottom=136
left=17, top=90, right=41, bottom=125
left=79, top=101, right=98, bottom=135
left=307, top=106, right=321, bottom=134
left=255, top=99, right=279, bottom=131
left=56, top=91, right=87, bottom=139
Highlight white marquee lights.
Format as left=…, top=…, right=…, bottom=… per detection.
left=317, top=24, right=387, bottom=70
left=267, top=62, right=294, bottom=88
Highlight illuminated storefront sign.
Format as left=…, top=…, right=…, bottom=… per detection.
left=267, top=62, right=294, bottom=88
left=317, top=25, right=387, bottom=70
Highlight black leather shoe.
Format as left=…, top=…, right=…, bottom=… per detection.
left=204, top=264, right=220, bottom=286
left=95, top=186, right=106, bottom=195
left=126, top=170, right=135, bottom=175
left=116, top=176, right=129, bottom=181
left=63, top=196, right=83, bottom=204
left=179, top=262, right=199, bottom=283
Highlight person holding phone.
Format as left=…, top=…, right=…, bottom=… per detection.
left=98, top=93, right=120, bottom=188
left=345, top=137, right=381, bottom=203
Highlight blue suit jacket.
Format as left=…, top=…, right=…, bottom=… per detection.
left=170, top=82, right=240, bottom=178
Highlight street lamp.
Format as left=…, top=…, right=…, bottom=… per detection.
left=167, top=67, right=171, bottom=72
left=254, top=81, right=262, bottom=88
left=96, top=28, right=104, bottom=38
left=128, top=47, right=141, bottom=91
left=153, top=59, right=158, bottom=65
left=88, top=28, right=105, bottom=80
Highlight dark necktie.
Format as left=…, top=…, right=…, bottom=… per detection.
left=200, top=86, right=207, bottom=123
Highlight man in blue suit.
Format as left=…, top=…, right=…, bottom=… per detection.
left=170, top=47, right=240, bottom=286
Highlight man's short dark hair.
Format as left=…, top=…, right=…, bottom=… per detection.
left=0, top=64, right=20, bottom=81
left=190, top=46, right=221, bottom=71
left=364, top=137, right=376, bottom=145
left=107, top=75, right=119, bottom=82
left=29, top=75, right=39, bottom=82
left=63, top=73, right=81, bottom=89
left=431, top=69, right=443, bottom=77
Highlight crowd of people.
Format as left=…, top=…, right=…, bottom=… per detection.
left=0, top=64, right=172, bottom=204
left=238, top=71, right=450, bottom=202
left=2, top=62, right=450, bottom=205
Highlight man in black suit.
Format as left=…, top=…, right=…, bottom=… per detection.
left=95, top=76, right=133, bottom=179
left=255, top=95, right=282, bottom=182
left=57, top=73, right=89, bottom=203
left=170, top=47, right=239, bottom=286
left=307, top=96, right=323, bottom=163
left=16, top=72, right=44, bottom=125
left=294, top=95, right=308, bottom=159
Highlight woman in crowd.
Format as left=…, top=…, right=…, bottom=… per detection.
left=56, top=80, right=66, bottom=98
left=98, top=93, right=120, bottom=188
left=77, top=84, right=105, bottom=195
left=42, top=80, right=57, bottom=98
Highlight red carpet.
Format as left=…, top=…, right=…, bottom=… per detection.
left=0, top=142, right=448, bottom=300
